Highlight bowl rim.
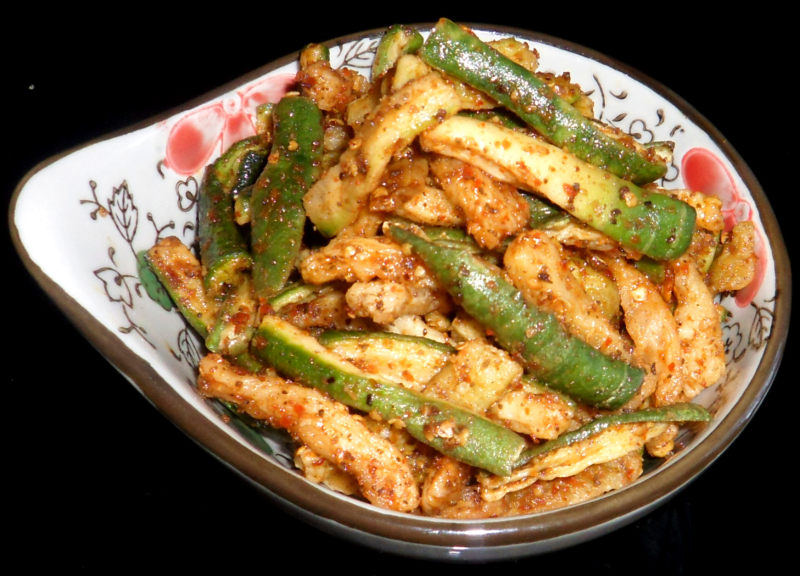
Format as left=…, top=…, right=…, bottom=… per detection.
left=8, top=21, right=792, bottom=559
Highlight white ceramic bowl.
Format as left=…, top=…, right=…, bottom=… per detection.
left=9, top=23, right=790, bottom=561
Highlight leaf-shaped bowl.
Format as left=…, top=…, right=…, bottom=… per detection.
left=9, top=23, right=790, bottom=561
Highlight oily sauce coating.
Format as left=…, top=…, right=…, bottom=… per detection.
left=198, top=353, right=420, bottom=512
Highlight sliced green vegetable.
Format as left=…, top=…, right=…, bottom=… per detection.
left=300, top=42, right=330, bottom=67
left=145, top=237, right=217, bottom=338
left=420, top=115, right=696, bottom=260
left=217, top=136, right=272, bottom=197
left=303, top=72, right=463, bottom=237
left=458, top=108, right=527, bottom=131
left=204, top=274, right=259, bottom=356
left=384, top=218, right=503, bottom=263
left=319, top=329, right=454, bottom=387
left=137, top=249, right=173, bottom=311
left=198, top=134, right=270, bottom=355
left=233, top=184, right=252, bottom=226
left=413, top=224, right=484, bottom=253
left=634, top=257, right=667, bottom=285
left=386, top=224, right=645, bottom=410
left=198, top=168, right=251, bottom=299
left=419, top=18, right=668, bottom=185
left=254, top=103, right=275, bottom=137
left=319, top=329, right=454, bottom=355
left=523, top=195, right=571, bottom=229
left=145, top=236, right=264, bottom=372
left=251, top=315, right=527, bottom=476
left=372, top=24, right=424, bottom=79
left=267, top=281, right=332, bottom=312
left=198, top=135, right=268, bottom=296
left=516, top=402, right=711, bottom=467
left=250, top=95, right=324, bottom=301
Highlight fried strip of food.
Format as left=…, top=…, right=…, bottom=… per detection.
left=277, top=288, right=362, bottom=332
left=304, top=72, right=462, bottom=236
left=671, top=256, right=726, bottom=400
left=504, top=230, right=633, bottom=360
left=487, top=381, right=578, bottom=440
left=294, top=445, right=361, bottom=496
left=299, top=235, right=432, bottom=285
left=429, top=156, right=530, bottom=250
left=544, top=220, right=619, bottom=251
left=197, top=353, right=420, bottom=512
left=299, top=235, right=451, bottom=321
left=420, top=456, right=477, bottom=516
left=345, top=279, right=447, bottom=324
left=296, top=57, right=368, bottom=115
left=369, top=153, right=464, bottom=227
left=146, top=236, right=218, bottom=333
left=478, top=422, right=666, bottom=501
left=668, top=188, right=725, bottom=233
left=644, top=423, right=679, bottom=458
left=422, top=338, right=523, bottom=413
left=385, top=313, right=450, bottom=344
left=344, top=281, right=413, bottom=324
left=421, top=452, right=643, bottom=519
left=606, top=255, right=684, bottom=407
left=370, top=184, right=464, bottom=227
left=707, top=220, right=757, bottom=293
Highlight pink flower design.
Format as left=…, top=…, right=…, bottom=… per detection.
left=681, top=147, right=766, bottom=307
left=164, top=72, right=296, bottom=176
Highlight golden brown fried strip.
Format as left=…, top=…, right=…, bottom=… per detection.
left=421, top=452, right=643, bottom=519
left=606, top=255, right=683, bottom=407
left=429, top=156, right=529, bottom=250
left=505, top=230, right=633, bottom=360
left=707, top=221, right=757, bottom=293
left=198, top=353, right=420, bottom=512
left=479, top=422, right=666, bottom=501
left=672, top=256, right=726, bottom=400
left=299, top=235, right=451, bottom=322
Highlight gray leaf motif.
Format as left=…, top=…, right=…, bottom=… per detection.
left=94, top=266, right=135, bottom=308
left=335, top=37, right=379, bottom=71
left=108, top=181, right=139, bottom=245
left=176, top=327, right=203, bottom=368
left=722, top=319, right=746, bottom=363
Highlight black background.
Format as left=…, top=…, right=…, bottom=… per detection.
left=7, top=4, right=794, bottom=573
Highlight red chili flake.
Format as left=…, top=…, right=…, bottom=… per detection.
left=563, top=183, right=580, bottom=210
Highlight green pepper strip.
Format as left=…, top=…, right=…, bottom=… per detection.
left=198, top=135, right=270, bottom=356
left=250, top=95, right=324, bottom=302
left=516, top=403, right=711, bottom=467
left=144, top=237, right=264, bottom=373
left=198, top=135, right=269, bottom=295
left=251, top=315, right=527, bottom=476
left=419, top=18, right=668, bottom=185
left=386, top=224, right=645, bottom=410
left=372, top=24, right=424, bottom=79
left=318, top=329, right=456, bottom=356
left=419, top=114, right=696, bottom=260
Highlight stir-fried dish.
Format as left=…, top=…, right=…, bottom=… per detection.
left=145, top=19, right=757, bottom=517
